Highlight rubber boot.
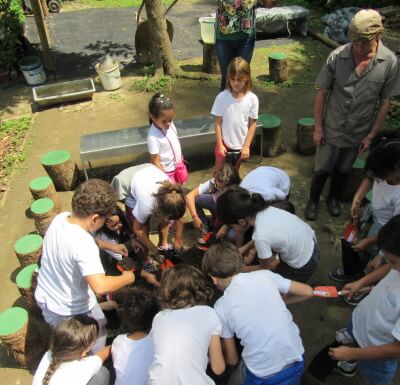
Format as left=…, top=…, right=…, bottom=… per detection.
left=327, top=171, right=347, bottom=217
left=304, top=172, right=329, bottom=221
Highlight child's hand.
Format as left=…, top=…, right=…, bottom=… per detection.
left=113, top=243, right=129, bottom=257
left=216, top=226, right=228, bottom=240
left=328, top=346, right=355, bottom=361
left=340, top=281, right=363, bottom=299
left=241, top=145, right=250, bottom=160
left=367, top=254, right=385, bottom=271
left=243, top=248, right=257, bottom=265
left=351, top=238, right=370, bottom=252
left=193, top=215, right=203, bottom=230
left=142, top=271, right=160, bottom=287
left=130, top=238, right=144, bottom=253
left=216, top=144, right=226, bottom=158
left=351, top=199, right=362, bottom=220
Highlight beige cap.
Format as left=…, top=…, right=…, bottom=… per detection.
left=348, top=9, right=384, bottom=41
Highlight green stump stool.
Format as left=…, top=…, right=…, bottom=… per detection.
left=259, top=114, right=282, bottom=157
left=341, top=158, right=366, bottom=202
left=16, top=264, right=40, bottom=315
left=0, top=307, right=45, bottom=368
left=31, top=198, right=56, bottom=236
left=297, top=117, right=316, bottom=155
left=268, top=53, right=288, bottom=83
left=366, top=190, right=373, bottom=202
left=14, top=234, right=43, bottom=266
left=29, top=176, right=61, bottom=211
left=41, top=150, right=78, bottom=191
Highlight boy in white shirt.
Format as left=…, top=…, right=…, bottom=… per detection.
left=35, top=179, right=135, bottom=352
left=202, top=241, right=313, bottom=385
left=327, top=214, right=400, bottom=385
left=112, top=287, right=158, bottom=385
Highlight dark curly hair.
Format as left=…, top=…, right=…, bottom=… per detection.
left=72, top=179, right=117, bottom=218
left=157, top=264, right=213, bottom=310
left=123, top=287, right=159, bottom=333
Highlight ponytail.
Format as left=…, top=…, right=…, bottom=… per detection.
left=216, top=186, right=268, bottom=225
left=42, top=358, right=61, bottom=385
left=153, top=181, right=186, bottom=221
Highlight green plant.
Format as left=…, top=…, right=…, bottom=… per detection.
left=0, top=116, right=31, bottom=181
left=131, top=76, right=172, bottom=93
left=0, top=0, right=25, bottom=70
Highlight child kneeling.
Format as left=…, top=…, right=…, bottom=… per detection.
left=203, top=241, right=313, bottom=385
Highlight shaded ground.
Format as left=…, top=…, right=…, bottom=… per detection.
left=1, top=3, right=400, bottom=385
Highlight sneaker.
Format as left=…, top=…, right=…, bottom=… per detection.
left=329, top=267, right=365, bottom=282
left=335, top=328, right=354, bottom=345
left=197, top=231, right=214, bottom=246
left=335, top=360, right=357, bottom=377
left=344, top=290, right=370, bottom=306
left=158, top=245, right=183, bottom=262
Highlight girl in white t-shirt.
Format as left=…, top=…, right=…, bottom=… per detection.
left=147, top=93, right=186, bottom=184
left=211, top=57, right=259, bottom=171
left=148, top=264, right=225, bottom=385
left=32, top=316, right=110, bottom=385
left=330, top=131, right=400, bottom=281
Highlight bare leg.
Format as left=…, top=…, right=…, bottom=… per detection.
left=158, top=219, right=170, bottom=248
left=174, top=218, right=185, bottom=251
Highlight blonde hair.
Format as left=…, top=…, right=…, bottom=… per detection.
left=152, top=181, right=186, bottom=221
left=157, top=264, right=213, bottom=310
left=42, top=316, right=99, bottom=385
left=226, top=57, right=252, bottom=93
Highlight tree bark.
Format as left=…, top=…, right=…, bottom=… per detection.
left=144, top=0, right=184, bottom=77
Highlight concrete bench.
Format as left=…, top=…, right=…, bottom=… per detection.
left=80, top=116, right=264, bottom=179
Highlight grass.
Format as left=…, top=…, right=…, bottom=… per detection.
left=0, top=116, right=31, bottom=187
left=131, top=75, right=173, bottom=93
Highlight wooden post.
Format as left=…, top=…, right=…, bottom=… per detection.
left=0, top=308, right=45, bottom=369
left=14, top=234, right=43, bottom=266
left=258, top=114, right=282, bottom=157
left=30, top=198, right=57, bottom=236
left=297, top=117, right=316, bottom=155
left=30, top=0, right=54, bottom=71
left=341, top=158, right=366, bottom=202
left=202, top=42, right=220, bottom=74
left=29, top=176, right=61, bottom=212
left=41, top=150, right=79, bottom=191
left=16, top=264, right=41, bottom=316
left=40, top=0, right=49, bottom=16
left=268, top=53, right=288, bottom=83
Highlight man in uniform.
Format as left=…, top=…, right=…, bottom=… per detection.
left=304, top=9, right=400, bottom=221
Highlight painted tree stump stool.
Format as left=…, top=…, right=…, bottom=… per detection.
left=31, top=198, right=57, bottom=236
left=14, top=234, right=43, bottom=266
left=259, top=114, right=282, bottom=157
left=29, top=176, right=61, bottom=212
left=41, top=150, right=78, bottom=191
left=341, top=158, right=366, bottom=202
left=268, top=53, right=288, bottom=83
left=202, top=42, right=220, bottom=74
left=297, top=117, right=316, bottom=155
left=0, top=307, right=45, bottom=368
left=16, top=264, right=41, bottom=315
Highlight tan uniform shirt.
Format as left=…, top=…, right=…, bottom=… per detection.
left=316, top=42, right=400, bottom=148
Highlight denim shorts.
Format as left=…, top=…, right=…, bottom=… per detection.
left=347, top=317, right=398, bottom=385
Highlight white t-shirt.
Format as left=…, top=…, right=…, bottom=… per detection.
left=198, top=178, right=222, bottom=202
left=32, top=351, right=102, bottom=385
left=35, top=212, right=104, bottom=315
left=240, top=166, right=291, bottom=202
left=372, top=180, right=400, bottom=226
left=95, top=231, right=122, bottom=261
left=147, top=123, right=183, bottom=172
left=253, top=207, right=315, bottom=268
left=129, top=164, right=170, bottom=224
left=214, top=271, right=304, bottom=377
left=211, top=90, right=259, bottom=150
left=148, top=306, right=222, bottom=385
left=112, top=334, right=154, bottom=385
left=353, top=268, right=400, bottom=347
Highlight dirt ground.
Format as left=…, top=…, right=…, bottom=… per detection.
left=0, top=40, right=399, bottom=385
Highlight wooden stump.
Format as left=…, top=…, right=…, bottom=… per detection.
left=268, top=53, right=288, bottom=83
left=16, top=264, right=41, bottom=316
left=341, top=158, right=366, bottom=202
left=41, top=150, right=78, bottom=191
left=297, top=117, right=316, bottom=155
left=31, top=198, right=57, bottom=236
left=259, top=114, right=282, bottom=157
left=29, top=176, right=61, bottom=212
left=14, top=234, right=43, bottom=266
left=0, top=307, right=45, bottom=368
left=202, top=42, right=220, bottom=74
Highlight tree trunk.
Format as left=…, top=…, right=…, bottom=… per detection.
left=144, top=0, right=183, bottom=77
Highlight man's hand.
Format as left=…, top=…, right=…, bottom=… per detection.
left=329, top=346, right=355, bottom=361
left=359, top=135, right=372, bottom=152
left=313, top=129, right=324, bottom=146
